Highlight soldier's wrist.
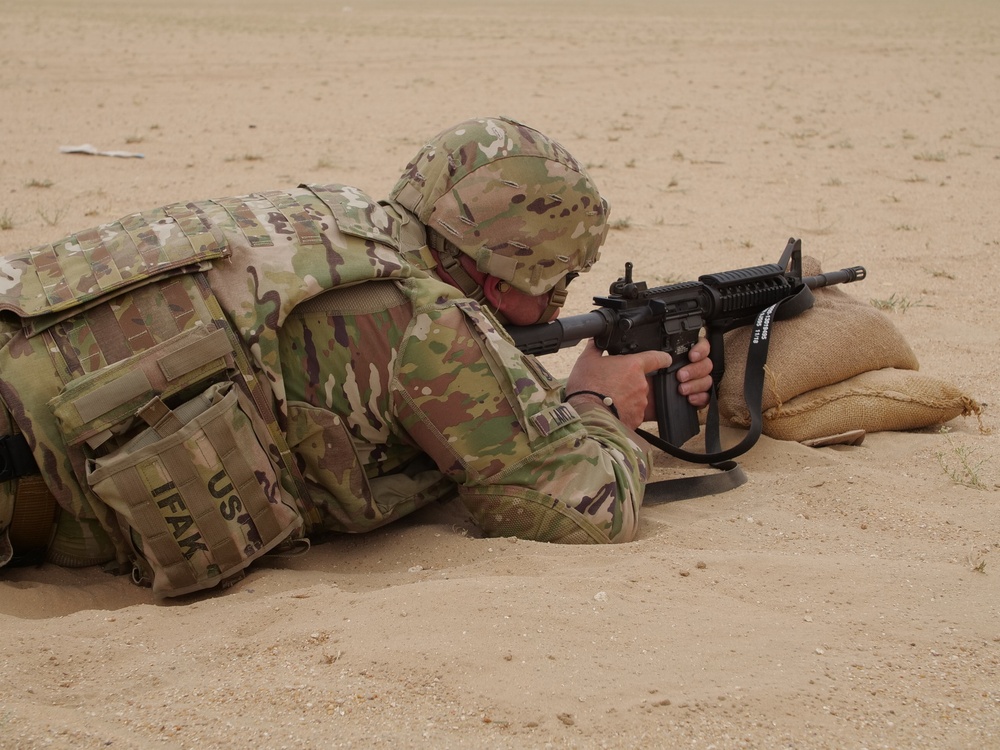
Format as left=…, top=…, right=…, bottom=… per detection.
left=565, top=390, right=619, bottom=419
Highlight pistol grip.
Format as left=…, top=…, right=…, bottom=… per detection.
left=653, top=361, right=701, bottom=448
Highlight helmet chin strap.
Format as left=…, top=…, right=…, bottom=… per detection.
left=538, top=277, right=569, bottom=323
left=426, top=229, right=488, bottom=306
left=426, top=229, right=513, bottom=323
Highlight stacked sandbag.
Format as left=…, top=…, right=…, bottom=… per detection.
left=718, top=257, right=983, bottom=443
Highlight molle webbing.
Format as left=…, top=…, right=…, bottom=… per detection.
left=211, top=191, right=326, bottom=250
left=213, top=197, right=274, bottom=248
left=161, top=203, right=228, bottom=255
left=45, top=284, right=235, bottom=448
left=5, top=205, right=229, bottom=335
left=157, top=328, right=233, bottom=382
left=258, top=191, right=324, bottom=246
left=62, top=327, right=233, bottom=431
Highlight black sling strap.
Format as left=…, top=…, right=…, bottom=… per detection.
left=640, top=281, right=814, bottom=505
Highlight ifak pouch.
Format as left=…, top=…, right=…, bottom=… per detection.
left=87, top=381, right=301, bottom=598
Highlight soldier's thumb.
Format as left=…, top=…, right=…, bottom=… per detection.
left=638, top=349, right=672, bottom=374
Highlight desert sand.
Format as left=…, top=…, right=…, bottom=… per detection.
left=1, top=1, right=997, bottom=747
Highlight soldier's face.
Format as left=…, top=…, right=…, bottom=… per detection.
left=488, top=281, right=558, bottom=326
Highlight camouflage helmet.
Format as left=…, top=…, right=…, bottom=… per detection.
left=389, top=116, right=609, bottom=316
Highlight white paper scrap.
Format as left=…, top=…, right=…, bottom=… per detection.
left=59, top=144, right=145, bottom=159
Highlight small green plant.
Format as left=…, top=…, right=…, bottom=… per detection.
left=936, top=428, right=988, bottom=490
left=870, top=293, right=923, bottom=312
left=0, top=210, right=14, bottom=230
left=25, top=178, right=53, bottom=188
left=894, top=224, right=918, bottom=231
left=609, top=216, right=633, bottom=231
left=823, top=177, right=843, bottom=187
left=966, top=543, right=989, bottom=574
left=124, top=134, right=144, bottom=145
left=624, top=158, right=636, bottom=169
left=914, top=151, right=947, bottom=162
left=37, top=206, right=66, bottom=227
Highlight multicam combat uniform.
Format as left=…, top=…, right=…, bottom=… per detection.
left=0, top=117, right=653, bottom=597
left=279, top=196, right=653, bottom=543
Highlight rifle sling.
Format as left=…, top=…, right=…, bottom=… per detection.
left=643, top=460, right=747, bottom=505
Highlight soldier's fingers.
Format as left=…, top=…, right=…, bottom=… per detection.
left=679, top=373, right=714, bottom=397
left=686, top=391, right=711, bottom=408
left=678, top=356, right=713, bottom=383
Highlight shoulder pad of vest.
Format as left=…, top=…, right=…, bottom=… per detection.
left=300, top=184, right=399, bottom=251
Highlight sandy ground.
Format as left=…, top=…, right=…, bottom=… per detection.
left=1, top=1, right=998, bottom=747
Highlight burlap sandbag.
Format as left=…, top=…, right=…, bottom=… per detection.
left=719, top=256, right=919, bottom=427
left=725, top=368, right=983, bottom=442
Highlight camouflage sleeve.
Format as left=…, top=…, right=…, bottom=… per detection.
left=392, top=299, right=654, bottom=543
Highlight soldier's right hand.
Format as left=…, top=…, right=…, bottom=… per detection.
left=565, top=342, right=673, bottom=430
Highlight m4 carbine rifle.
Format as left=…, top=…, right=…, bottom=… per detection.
left=509, top=238, right=866, bottom=467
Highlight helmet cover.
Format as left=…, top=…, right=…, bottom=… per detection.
left=389, top=116, right=609, bottom=297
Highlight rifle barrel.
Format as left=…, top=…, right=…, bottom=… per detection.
left=508, top=308, right=613, bottom=356
left=804, top=265, right=866, bottom=289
